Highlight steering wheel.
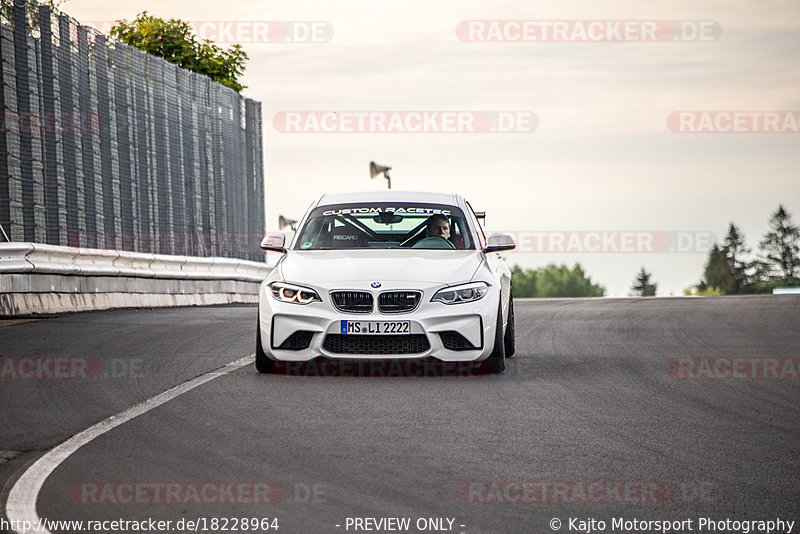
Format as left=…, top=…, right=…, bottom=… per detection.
left=412, top=237, right=455, bottom=249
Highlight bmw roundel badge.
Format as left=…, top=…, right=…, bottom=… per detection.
left=371, top=282, right=381, bottom=288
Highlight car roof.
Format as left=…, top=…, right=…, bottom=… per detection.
left=317, top=190, right=460, bottom=207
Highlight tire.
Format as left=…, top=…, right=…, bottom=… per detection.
left=504, top=295, right=516, bottom=358
left=485, top=300, right=506, bottom=374
left=255, top=314, right=276, bottom=374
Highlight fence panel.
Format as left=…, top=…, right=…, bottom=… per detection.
left=0, top=1, right=265, bottom=261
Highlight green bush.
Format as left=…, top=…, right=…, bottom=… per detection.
left=511, top=263, right=605, bottom=298
left=111, top=12, right=248, bottom=93
left=683, top=286, right=723, bottom=296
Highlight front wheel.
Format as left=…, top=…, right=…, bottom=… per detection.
left=255, top=314, right=275, bottom=374
left=484, top=301, right=506, bottom=374
left=504, top=295, right=516, bottom=357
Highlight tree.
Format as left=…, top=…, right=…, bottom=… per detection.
left=631, top=267, right=657, bottom=296
left=535, top=263, right=605, bottom=298
left=722, top=222, right=750, bottom=293
left=110, top=12, right=248, bottom=93
left=510, top=265, right=537, bottom=298
left=758, top=204, right=800, bottom=280
left=700, top=244, right=735, bottom=294
left=1, top=0, right=62, bottom=30
left=511, top=263, right=605, bottom=298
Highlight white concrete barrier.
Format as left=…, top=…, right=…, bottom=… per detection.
left=0, top=242, right=275, bottom=316
left=773, top=287, right=800, bottom=295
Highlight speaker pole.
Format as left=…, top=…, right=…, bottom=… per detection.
left=369, top=161, right=392, bottom=189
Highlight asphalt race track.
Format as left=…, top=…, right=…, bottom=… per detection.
left=1, top=296, right=799, bottom=534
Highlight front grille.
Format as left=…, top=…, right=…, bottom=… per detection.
left=331, top=291, right=373, bottom=313
left=323, top=334, right=430, bottom=355
left=378, top=291, right=422, bottom=313
left=439, top=331, right=479, bottom=351
left=275, top=330, right=314, bottom=350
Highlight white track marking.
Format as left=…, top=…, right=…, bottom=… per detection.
left=6, top=354, right=255, bottom=534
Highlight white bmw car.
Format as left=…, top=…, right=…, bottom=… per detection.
left=256, top=191, right=516, bottom=374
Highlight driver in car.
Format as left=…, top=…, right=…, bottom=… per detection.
left=426, top=214, right=450, bottom=240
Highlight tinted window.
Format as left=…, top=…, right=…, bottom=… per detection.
left=465, top=200, right=486, bottom=248
left=293, top=203, right=475, bottom=250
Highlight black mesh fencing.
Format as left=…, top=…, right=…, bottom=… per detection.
left=0, top=1, right=265, bottom=261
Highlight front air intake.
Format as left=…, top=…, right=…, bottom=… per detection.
left=439, top=331, right=479, bottom=351
left=378, top=291, right=422, bottom=313
left=331, top=291, right=374, bottom=314
left=275, top=331, right=314, bottom=350
left=322, top=334, right=430, bottom=355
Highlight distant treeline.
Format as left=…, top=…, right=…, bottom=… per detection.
left=510, top=204, right=799, bottom=299
left=688, top=204, right=799, bottom=295
left=510, top=264, right=605, bottom=298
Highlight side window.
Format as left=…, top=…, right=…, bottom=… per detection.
left=465, top=201, right=486, bottom=248
left=288, top=201, right=316, bottom=249
left=449, top=217, right=471, bottom=249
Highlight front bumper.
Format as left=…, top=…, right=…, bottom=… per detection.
left=258, top=282, right=499, bottom=362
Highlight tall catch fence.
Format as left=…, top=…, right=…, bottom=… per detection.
left=0, top=1, right=265, bottom=261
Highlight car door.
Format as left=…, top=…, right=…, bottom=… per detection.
left=465, top=200, right=512, bottom=320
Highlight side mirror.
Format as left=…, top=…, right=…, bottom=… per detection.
left=484, top=233, right=516, bottom=253
left=260, top=232, right=287, bottom=253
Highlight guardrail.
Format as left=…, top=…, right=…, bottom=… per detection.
left=0, top=243, right=275, bottom=316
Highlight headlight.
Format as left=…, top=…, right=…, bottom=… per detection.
left=431, top=282, right=489, bottom=304
left=270, top=282, right=321, bottom=304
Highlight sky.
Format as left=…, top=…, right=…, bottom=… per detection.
left=66, top=0, right=800, bottom=296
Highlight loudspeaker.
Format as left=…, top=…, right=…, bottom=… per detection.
left=278, top=215, right=297, bottom=231
left=369, top=161, right=392, bottom=180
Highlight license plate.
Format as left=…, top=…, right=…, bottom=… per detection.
left=340, top=320, right=410, bottom=335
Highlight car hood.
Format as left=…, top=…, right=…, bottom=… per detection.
left=278, top=249, right=485, bottom=286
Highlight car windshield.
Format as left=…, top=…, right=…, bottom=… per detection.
left=293, top=203, right=476, bottom=250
